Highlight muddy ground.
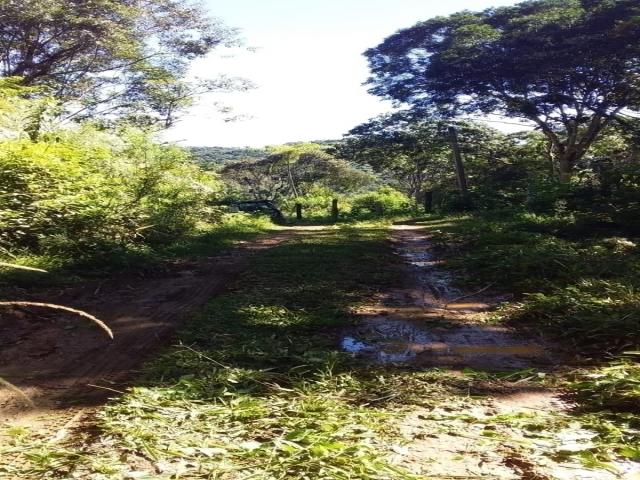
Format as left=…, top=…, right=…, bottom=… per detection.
left=343, top=225, right=638, bottom=480
left=342, top=225, right=552, bottom=369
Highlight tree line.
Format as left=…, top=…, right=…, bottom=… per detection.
left=1, top=0, right=639, bottom=263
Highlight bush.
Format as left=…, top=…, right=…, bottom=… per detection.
left=282, top=186, right=344, bottom=219
left=0, top=126, right=222, bottom=256
left=350, top=187, right=411, bottom=217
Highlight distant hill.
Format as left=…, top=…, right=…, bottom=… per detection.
left=188, top=141, right=341, bottom=169
left=188, top=146, right=268, bottom=168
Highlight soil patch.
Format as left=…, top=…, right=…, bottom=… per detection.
left=0, top=228, right=304, bottom=438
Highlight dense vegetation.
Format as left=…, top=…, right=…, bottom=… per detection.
left=1, top=0, right=639, bottom=477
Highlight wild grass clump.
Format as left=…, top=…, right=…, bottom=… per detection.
left=98, top=369, right=409, bottom=479
left=570, top=363, right=640, bottom=412
left=511, top=281, right=640, bottom=355
left=425, top=212, right=640, bottom=355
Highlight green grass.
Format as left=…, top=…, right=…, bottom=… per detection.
left=1, top=225, right=436, bottom=479
left=0, top=213, right=275, bottom=291
left=422, top=212, right=640, bottom=357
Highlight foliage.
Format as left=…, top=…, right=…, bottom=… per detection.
left=0, top=0, right=247, bottom=126
left=351, top=187, right=412, bottom=217
left=341, top=113, right=515, bottom=203
left=570, top=363, right=640, bottom=412
left=365, top=0, right=640, bottom=179
left=0, top=213, right=274, bottom=288
left=220, top=142, right=376, bottom=203
left=0, top=126, right=222, bottom=257
left=189, top=146, right=268, bottom=169
left=282, top=186, right=343, bottom=218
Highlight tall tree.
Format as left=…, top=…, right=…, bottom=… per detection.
left=0, top=0, right=245, bottom=125
left=365, top=0, right=640, bottom=180
left=221, top=143, right=374, bottom=201
left=341, top=113, right=509, bottom=200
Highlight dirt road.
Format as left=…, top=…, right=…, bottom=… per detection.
left=2, top=225, right=636, bottom=479
left=0, top=229, right=301, bottom=439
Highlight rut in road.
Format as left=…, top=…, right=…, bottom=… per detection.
left=0, top=228, right=308, bottom=440
left=342, top=225, right=552, bottom=369
left=342, top=225, right=635, bottom=480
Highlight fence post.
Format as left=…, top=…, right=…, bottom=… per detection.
left=331, top=198, right=339, bottom=221
left=295, top=203, right=302, bottom=220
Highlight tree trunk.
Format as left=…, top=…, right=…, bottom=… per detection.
left=557, top=155, right=573, bottom=183
left=554, top=146, right=580, bottom=183
left=544, top=113, right=613, bottom=182
left=423, top=191, right=433, bottom=213
left=286, top=161, right=299, bottom=198
left=448, top=126, right=471, bottom=207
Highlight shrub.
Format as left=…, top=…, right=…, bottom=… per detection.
left=282, top=186, right=343, bottom=219
left=350, top=187, right=411, bottom=217
left=0, top=126, right=222, bottom=256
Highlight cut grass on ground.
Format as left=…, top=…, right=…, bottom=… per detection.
left=2, top=220, right=638, bottom=478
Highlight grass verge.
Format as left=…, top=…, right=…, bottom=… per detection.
left=0, top=213, right=275, bottom=291
left=414, top=211, right=640, bottom=466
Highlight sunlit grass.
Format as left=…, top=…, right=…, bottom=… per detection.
left=3, top=218, right=638, bottom=478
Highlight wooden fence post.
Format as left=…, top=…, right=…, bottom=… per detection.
left=331, top=199, right=339, bottom=221
left=295, top=203, right=302, bottom=220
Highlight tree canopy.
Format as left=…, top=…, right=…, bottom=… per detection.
left=365, top=0, right=640, bottom=179
left=341, top=113, right=512, bottom=200
left=0, top=0, right=245, bottom=125
left=220, top=143, right=375, bottom=202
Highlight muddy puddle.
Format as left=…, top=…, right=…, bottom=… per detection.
left=342, top=226, right=550, bottom=369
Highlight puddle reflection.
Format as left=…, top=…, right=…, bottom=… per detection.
left=342, top=229, right=548, bottom=368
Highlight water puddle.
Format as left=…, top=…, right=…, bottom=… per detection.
left=342, top=227, right=549, bottom=368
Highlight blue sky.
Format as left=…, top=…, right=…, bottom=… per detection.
left=165, top=0, right=522, bottom=147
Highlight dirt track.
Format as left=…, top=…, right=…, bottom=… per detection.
left=2, top=225, right=636, bottom=479
left=0, top=229, right=299, bottom=438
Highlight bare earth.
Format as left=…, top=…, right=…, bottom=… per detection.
left=0, top=228, right=301, bottom=440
